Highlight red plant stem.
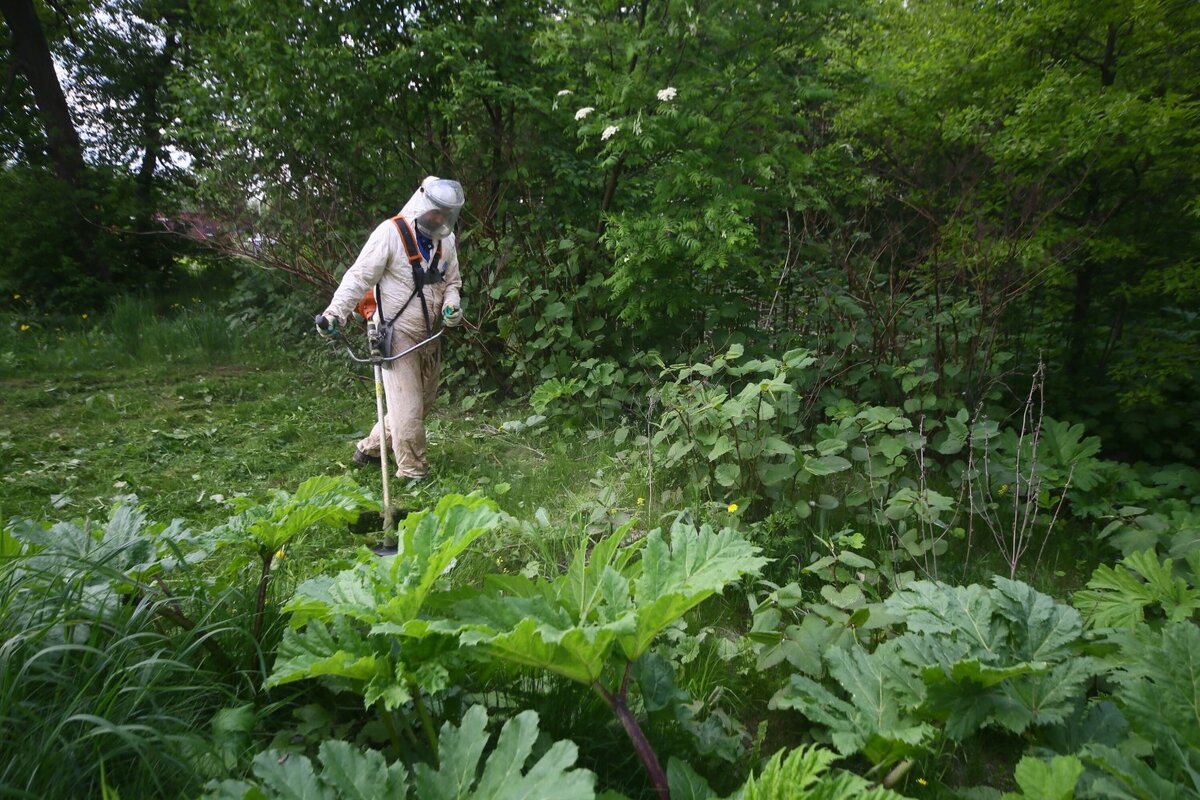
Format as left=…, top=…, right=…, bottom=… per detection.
left=595, top=664, right=669, bottom=800
left=252, top=552, right=272, bottom=643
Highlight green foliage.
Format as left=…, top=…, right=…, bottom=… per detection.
left=203, top=705, right=596, bottom=800
left=770, top=578, right=1098, bottom=768
left=1081, top=622, right=1200, bottom=799
left=0, top=508, right=235, bottom=798
left=1073, top=550, right=1200, bottom=629
left=1000, top=756, right=1084, bottom=800
left=212, top=475, right=375, bottom=558
left=267, top=494, right=501, bottom=709
left=741, top=746, right=908, bottom=800
left=437, top=519, right=766, bottom=685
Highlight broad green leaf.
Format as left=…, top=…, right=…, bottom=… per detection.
left=412, top=706, right=596, bottom=800
left=886, top=581, right=1003, bottom=658
left=269, top=495, right=501, bottom=706
left=708, top=436, right=734, bottom=461
left=315, top=741, right=410, bottom=800
left=219, top=476, right=375, bottom=554
left=627, top=523, right=768, bottom=659
left=666, top=759, right=718, bottom=800
left=1114, top=622, right=1200, bottom=756
left=1001, top=755, right=1083, bottom=800
left=997, top=658, right=1104, bottom=733
left=1073, top=550, right=1200, bottom=629
left=203, top=707, right=589, bottom=800
left=714, top=463, right=740, bottom=487
left=804, top=455, right=852, bottom=476
left=246, top=751, right=332, bottom=800
left=771, top=641, right=934, bottom=766
left=877, top=436, right=905, bottom=462
left=758, top=459, right=799, bottom=487
left=442, top=522, right=765, bottom=689
left=268, top=619, right=383, bottom=689
left=992, top=577, right=1084, bottom=662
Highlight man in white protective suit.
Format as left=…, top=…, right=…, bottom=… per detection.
left=316, top=176, right=465, bottom=481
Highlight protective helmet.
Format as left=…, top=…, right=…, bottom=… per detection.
left=412, top=177, right=465, bottom=239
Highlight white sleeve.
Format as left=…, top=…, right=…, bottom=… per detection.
left=441, top=237, right=462, bottom=310
left=322, top=221, right=395, bottom=324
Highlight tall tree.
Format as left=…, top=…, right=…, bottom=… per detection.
left=0, top=0, right=85, bottom=184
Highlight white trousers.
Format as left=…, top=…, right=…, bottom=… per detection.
left=357, top=332, right=441, bottom=478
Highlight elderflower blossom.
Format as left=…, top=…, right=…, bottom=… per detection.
left=601, top=125, right=620, bottom=141
left=574, top=106, right=594, bottom=120
left=556, top=89, right=572, bottom=97
left=656, top=86, right=677, bottom=102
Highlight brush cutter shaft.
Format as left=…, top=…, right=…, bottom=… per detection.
left=344, top=328, right=444, bottom=364
left=374, top=361, right=393, bottom=531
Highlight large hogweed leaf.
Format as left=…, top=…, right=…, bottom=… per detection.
left=412, top=705, right=595, bottom=800
left=6, top=506, right=205, bottom=621
left=740, top=745, right=908, bottom=800
left=770, top=639, right=936, bottom=766
left=265, top=494, right=501, bottom=708
left=1073, top=549, right=1200, bottom=629
left=439, top=519, right=766, bottom=685
left=202, top=706, right=595, bottom=800
left=1075, top=623, right=1200, bottom=799
left=774, top=578, right=1097, bottom=766
left=213, top=475, right=376, bottom=554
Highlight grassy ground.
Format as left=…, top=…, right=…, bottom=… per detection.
left=0, top=314, right=644, bottom=574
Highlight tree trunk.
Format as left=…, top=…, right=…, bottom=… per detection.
left=2, top=0, right=108, bottom=283
left=1, top=0, right=84, bottom=185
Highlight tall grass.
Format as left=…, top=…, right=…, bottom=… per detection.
left=0, top=547, right=248, bottom=797
left=107, top=295, right=156, bottom=361
left=102, top=295, right=248, bottom=365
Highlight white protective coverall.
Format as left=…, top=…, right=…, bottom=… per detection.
left=321, top=180, right=463, bottom=478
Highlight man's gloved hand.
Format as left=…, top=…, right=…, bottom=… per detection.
left=442, top=304, right=463, bottom=328
left=314, top=314, right=338, bottom=337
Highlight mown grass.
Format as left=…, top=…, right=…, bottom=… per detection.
left=0, top=308, right=645, bottom=561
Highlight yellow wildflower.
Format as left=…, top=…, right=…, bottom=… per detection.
left=12, top=293, right=20, bottom=300
left=81, top=313, right=88, bottom=319
left=917, top=778, right=928, bottom=786
left=636, top=497, right=645, bottom=507
left=998, top=484, right=1010, bottom=496
left=274, top=548, right=285, bottom=562
left=20, top=324, right=30, bottom=331
left=727, top=503, right=738, bottom=513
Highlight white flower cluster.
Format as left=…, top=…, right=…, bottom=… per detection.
left=656, top=86, right=677, bottom=102
left=601, top=125, right=620, bottom=141
left=574, top=107, right=594, bottom=120
left=557, top=89, right=572, bottom=97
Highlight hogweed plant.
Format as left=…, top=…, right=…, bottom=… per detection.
left=427, top=518, right=767, bottom=800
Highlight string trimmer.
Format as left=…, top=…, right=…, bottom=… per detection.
left=314, top=312, right=444, bottom=551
